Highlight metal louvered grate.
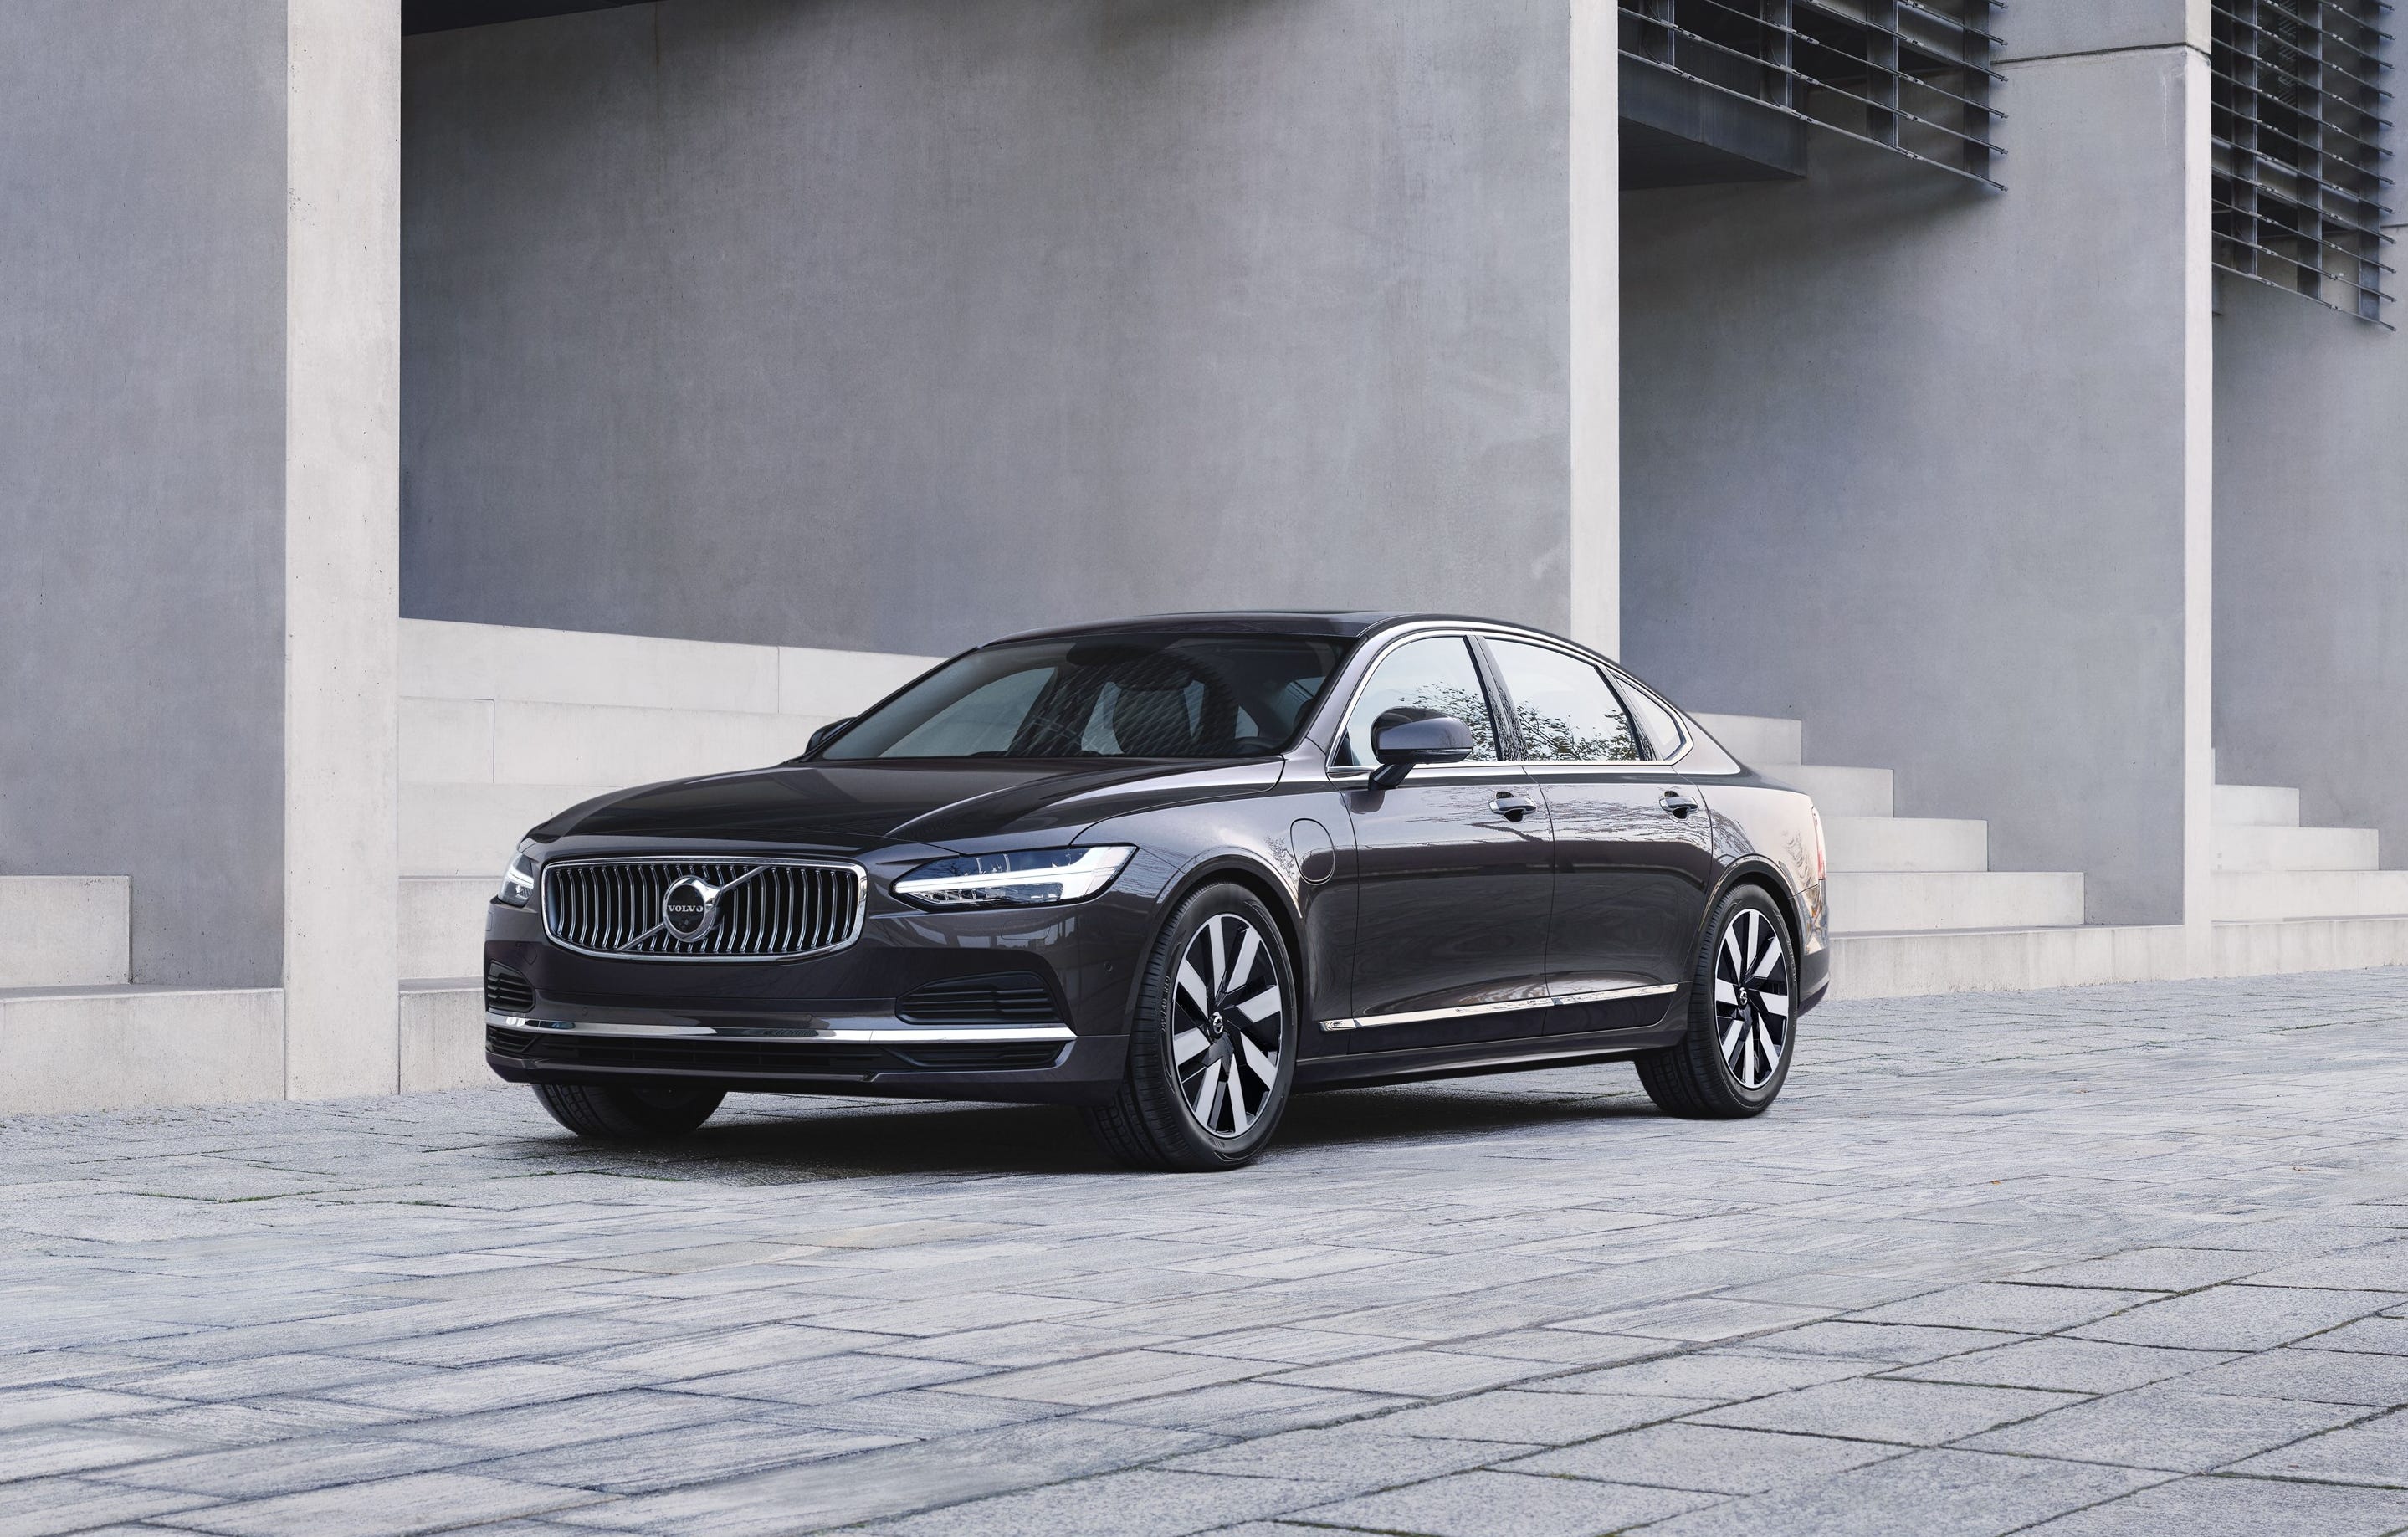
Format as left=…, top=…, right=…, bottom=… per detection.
left=1620, top=0, right=2006, bottom=187
left=2212, top=0, right=2395, bottom=323
left=542, top=858, right=864, bottom=961
left=484, top=963, right=535, bottom=1014
left=895, top=974, right=1064, bottom=1026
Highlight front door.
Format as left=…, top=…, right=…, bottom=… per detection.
left=1479, top=638, right=1716, bottom=1032
left=1331, top=634, right=1555, bottom=1049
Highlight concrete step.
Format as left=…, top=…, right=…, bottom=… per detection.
left=2213, top=823, right=2380, bottom=873
left=0, top=878, right=131, bottom=990
left=2211, top=870, right=2408, bottom=922
left=401, top=978, right=493, bottom=1094
left=0, top=985, right=284, bottom=1115
left=0, top=980, right=501, bottom=1114
left=403, top=696, right=825, bottom=787
left=402, top=617, right=935, bottom=718
left=1823, top=816, right=1989, bottom=874
left=2214, top=783, right=2301, bottom=827
left=402, top=782, right=617, bottom=878
left=1829, top=924, right=2183, bottom=1001
left=1826, top=870, right=2085, bottom=934
left=1832, top=915, right=2408, bottom=1001
left=1766, top=762, right=1893, bottom=818
left=1689, top=712, right=1802, bottom=768
left=401, top=877, right=495, bottom=980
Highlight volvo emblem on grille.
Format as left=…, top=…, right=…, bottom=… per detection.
left=660, top=875, right=721, bottom=944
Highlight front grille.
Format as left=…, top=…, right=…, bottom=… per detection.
left=543, top=859, right=863, bottom=961
left=896, top=973, right=1063, bottom=1026
left=485, top=1027, right=1064, bottom=1076
left=484, top=963, right=535, bottom=1015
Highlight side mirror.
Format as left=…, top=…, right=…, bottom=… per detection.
left=1368, top=708, right=1475, bottom=789
left=802, top=717, right=855, bottom=758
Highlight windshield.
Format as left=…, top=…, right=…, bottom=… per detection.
left=818, top=633, right=1352, bottom=761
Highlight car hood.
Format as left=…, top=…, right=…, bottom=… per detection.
left=532, top=758, right=1282, bottom=852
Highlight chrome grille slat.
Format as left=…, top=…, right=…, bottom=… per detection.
left=542, top=858, right=864, bottom=961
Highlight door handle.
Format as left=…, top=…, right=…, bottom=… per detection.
left=1491, top=792, right=1537, bottom=822
left=1660, top=789, right=1700, bottom=818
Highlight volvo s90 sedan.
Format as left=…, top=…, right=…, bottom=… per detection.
left=483, top=612, right=1829, bottom=1171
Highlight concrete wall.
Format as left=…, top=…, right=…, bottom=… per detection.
left=0, top=2, right=289, bottom=986
left=401, top=0, right=1578, bottom=658
left=1621, top=13, right=2213, bottom=925
left=2215, top=275, right=2408, bottom=863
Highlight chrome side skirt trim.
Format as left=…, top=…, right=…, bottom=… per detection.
left=485, top=1012, right=1074, bottom=1045
left=1319, top=981, right=1678, bottom=1032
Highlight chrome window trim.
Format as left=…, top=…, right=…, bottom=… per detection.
left=1320, top=981, right=1677, bottom=1032
left=539, top=854, right=868, bottom=963
left=1318, top=621, right=1692, bottom=779
left=1320, top=626, right=1506, bottom=776
left=488, top=1012, right=1073, bottom=1045
left=1476, top=633, right=1694, bottom=769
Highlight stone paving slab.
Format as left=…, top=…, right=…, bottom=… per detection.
left=5, top=967, right=2408, bottom=1534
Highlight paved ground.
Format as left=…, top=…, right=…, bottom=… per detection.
left=7, top=970, right=2408, bottom=1536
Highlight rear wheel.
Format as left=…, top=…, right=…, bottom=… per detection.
left=532, top=1082, right=725, bottom=1140
left=1084, top=884, right=1297, bottom=1171
left=1635, top=885, right=1795, bottom=1119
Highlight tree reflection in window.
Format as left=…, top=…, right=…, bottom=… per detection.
left=1510, top=700, right=1638, bottom=763
left=1338, top=638, right=1499, bottom=766
left=1486, top=639, right=1642, bottom=763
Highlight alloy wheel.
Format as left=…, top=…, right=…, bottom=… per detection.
left=1714, top=907, right=1791, bottom=1090
left=1171, top=912, right=1285, bottom=1138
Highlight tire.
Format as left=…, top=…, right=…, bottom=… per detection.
left=1084, top=883, right=1299, bottom=1171
left=1635, top=884, right=1796, bottom=1119
left=532, top=1082, right=725, bottom=1140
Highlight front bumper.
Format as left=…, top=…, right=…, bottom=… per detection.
left=482, top=872, right=1154, bottom=1104
left=484, top=1012, right=1130, bottom=1105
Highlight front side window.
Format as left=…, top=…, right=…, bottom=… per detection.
left=1334, top=636, right=1499, bottom=766
left=1487, top=639, right=1640, bottom=762
left=818, top=634, right=1348, bottom=761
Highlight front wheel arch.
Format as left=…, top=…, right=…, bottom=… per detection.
left=1140, top=853, right=1311, bottom=1032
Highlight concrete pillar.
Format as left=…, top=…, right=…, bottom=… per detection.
left=2215, top=266, right=2408, bottom=866
left=0, top=1, right=399, bottom=1096
left=1568, top=0, right=1621, bottom=658
left=285, top=0, right=402, bottom=1097
left=1620, top=1, right=2217, bottom=930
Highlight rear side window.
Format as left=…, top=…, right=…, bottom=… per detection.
left=1486, top=639, right=1641, bottom=763
left=1335, top=636, right=1499, bottom=766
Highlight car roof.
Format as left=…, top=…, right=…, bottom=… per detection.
left=984, top=611, right=1532, bottom=646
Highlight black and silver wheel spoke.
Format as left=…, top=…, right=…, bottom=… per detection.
left=1173, top=912, right=1283, bottom=1138
left=1713, top=907, right=1791, bottom=1091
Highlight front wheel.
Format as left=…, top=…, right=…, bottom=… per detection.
left=532, top=1083, right=725, bottom=1141
left=1635, top=885, right=1796, bottom=1119
left=1084, top=884, right=1298, bottom=1171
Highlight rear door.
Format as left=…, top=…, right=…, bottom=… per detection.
left=1331, top=633, right=1555, bottom=1048
left=1479, top=638, right=1716, bottom=1031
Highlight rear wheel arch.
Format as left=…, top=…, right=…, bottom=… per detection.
left=1708, top=858, right=1802, bottom=963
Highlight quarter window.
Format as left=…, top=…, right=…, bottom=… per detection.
left=1335, top=636, right=1499, bottom=766
left=1487, top=639, right=1640, bottom=763
left=1614, top=675, right=1688, bottom=762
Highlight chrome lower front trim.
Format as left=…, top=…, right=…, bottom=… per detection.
left=1319, top=981, right=1678, bottom=1032
left=485, top=1011, right=1074, bottom=1046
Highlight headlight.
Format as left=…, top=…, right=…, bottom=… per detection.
left=497, top=841, right=538, bottom=907
left=892, top=846, right=1135, bottom=909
